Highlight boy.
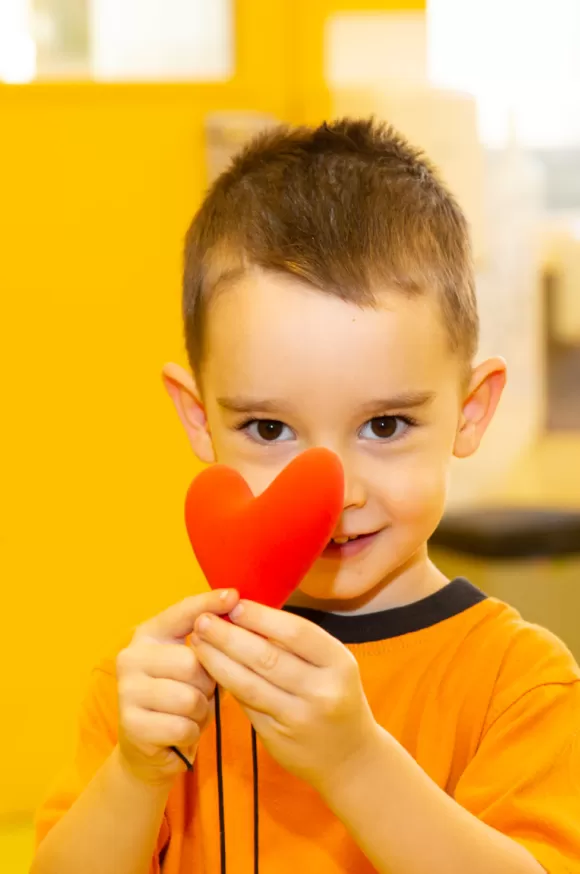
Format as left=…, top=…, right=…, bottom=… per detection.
left=33, top=119, right=580, bottom=874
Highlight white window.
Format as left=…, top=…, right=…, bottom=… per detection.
left=0, top=0, right=234, bottom=82
left=428, top=0, right=580, bottom=148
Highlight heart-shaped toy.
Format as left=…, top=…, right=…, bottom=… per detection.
left=184, top=447, right=344, bottom=608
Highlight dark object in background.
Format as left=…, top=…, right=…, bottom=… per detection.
left=547, top=343, right=580, bottom=431
left=431, top=508, right=580, bottom=558
left=430, top=508, right=580, bottom=659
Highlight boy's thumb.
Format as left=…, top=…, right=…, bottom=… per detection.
left=137, top=589, right=239, bottom=642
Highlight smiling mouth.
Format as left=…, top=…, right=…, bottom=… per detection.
left=330, top=530, right=380, bottom=545
left=323, top=530, right=382, bottom=557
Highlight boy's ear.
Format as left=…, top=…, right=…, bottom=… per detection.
left=161, top=363, right=215, bottom=464
left=453, top=357, right=507, bottom=459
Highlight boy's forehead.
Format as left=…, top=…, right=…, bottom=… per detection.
left=203, top=271, right=455, bottom=397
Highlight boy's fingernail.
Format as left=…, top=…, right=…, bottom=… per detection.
left=197, top=615, right=211, bottom=634
left=219, top=590, right=230, bottom=601
left=229, top=604, right=243, bottom=621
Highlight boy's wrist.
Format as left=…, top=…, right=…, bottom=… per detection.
left=114, top=745, right=179, bottom=795
left=317, top=723, right=391, bottom=805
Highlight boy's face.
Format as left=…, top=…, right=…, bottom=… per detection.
left=166, top=268, right=505, bottom=607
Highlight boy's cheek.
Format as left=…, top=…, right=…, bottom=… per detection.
left=381, top=459, right=449, bottom=522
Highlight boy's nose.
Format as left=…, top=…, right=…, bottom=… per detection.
left=342, top=470, right=367, bottom=510
left=314, top=444, right=367, bottom=509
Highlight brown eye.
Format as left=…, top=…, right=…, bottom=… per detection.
left=257, top=420, right=285, bottom=441
left=369, top=417, right=398, bottom=439
left=360, top=416, right=413, bottom=441
left=242, top=419, right=294, bottom=444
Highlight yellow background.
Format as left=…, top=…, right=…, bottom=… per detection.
left=0, top=0, right=424, bottom=819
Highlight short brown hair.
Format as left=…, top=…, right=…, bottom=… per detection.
left=183, top=118, right=478, bottom=373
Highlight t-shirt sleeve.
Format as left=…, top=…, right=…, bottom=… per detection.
left=454, top=678, right=580, bottom=873
left=34, top=659, right=170, bottom=872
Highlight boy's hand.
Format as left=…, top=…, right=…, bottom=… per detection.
left=191, top=602, right=380, bottom=794
left=116, top=588, right=239, bottom=786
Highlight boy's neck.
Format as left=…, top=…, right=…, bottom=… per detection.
left=288, top=551, right=449, bottom=617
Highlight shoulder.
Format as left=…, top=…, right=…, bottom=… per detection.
left=483, top=597, right=579, bottom=682
left=467, top=596, right=580, bottom=725
left=79, top=630, right=134, bottom=715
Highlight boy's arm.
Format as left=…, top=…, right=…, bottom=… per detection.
left=31, top=746, right=171, bottom=874
left=319, top=727, right=544, bottom=874
left=192, top=602, right=580, bottom=874
left=33, top=589, right=239, bottom=874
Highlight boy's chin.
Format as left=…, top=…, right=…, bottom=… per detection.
left=287, top=546, right=433, bottom=611
left=287, top=571, right=387, bottom=609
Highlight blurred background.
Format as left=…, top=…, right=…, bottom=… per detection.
left=1, top=0, right=579, bottom=869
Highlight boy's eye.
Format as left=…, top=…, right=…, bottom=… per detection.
left=359, top=416, right=412, bottom=441
left=243, top=419, right=295, bottom=444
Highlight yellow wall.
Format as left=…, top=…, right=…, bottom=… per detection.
left=0, top=0, right=424, bottom=817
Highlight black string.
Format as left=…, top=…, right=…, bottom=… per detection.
left=170, top=744, right=193, bottom=771
left=215, top=686, right=227, bottom=874
left=172, top=689, right=257, bottom=873
left=252, top=727, right=259, bottom=874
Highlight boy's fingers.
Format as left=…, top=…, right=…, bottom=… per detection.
left=229, top=601, right=340, bottom=667
left=124, top=708, right=201, bottom=749
left=136, top=589, right=239, bottom=643
left=194, top=615, right=312, bottom=695
left=194, top=641, right=294, bottom=719
left=131, top=642, right=215, bottom=696
left=134, top=677, right=210, bottom=723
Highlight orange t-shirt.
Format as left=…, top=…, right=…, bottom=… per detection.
left=36, top=579, right=580, bottom=873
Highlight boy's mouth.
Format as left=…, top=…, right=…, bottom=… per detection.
left=323, top=530, right=381, bottom=558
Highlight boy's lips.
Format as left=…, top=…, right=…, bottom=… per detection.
left=322, top=529, right=382, bottom=559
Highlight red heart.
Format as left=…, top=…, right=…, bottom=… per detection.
left=184, top=448, right=344, bottom=609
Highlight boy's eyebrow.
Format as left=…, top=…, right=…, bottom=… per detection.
left=217, top=391, right=435, bottom=415
left=357, top=391, right=436, bottom=414
left=217, top=396, right=291, bottom=414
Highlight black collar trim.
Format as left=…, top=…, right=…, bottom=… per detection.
left=284, top=578, right=487, bottom=644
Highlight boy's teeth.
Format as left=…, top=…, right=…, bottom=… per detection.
left=333, top=536, right=354, bottom=544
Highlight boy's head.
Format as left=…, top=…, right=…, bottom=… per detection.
left=164, top=119, right=505, bottom=607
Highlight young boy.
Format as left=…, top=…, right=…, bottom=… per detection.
left=33, top=119, right=580, bottom=874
